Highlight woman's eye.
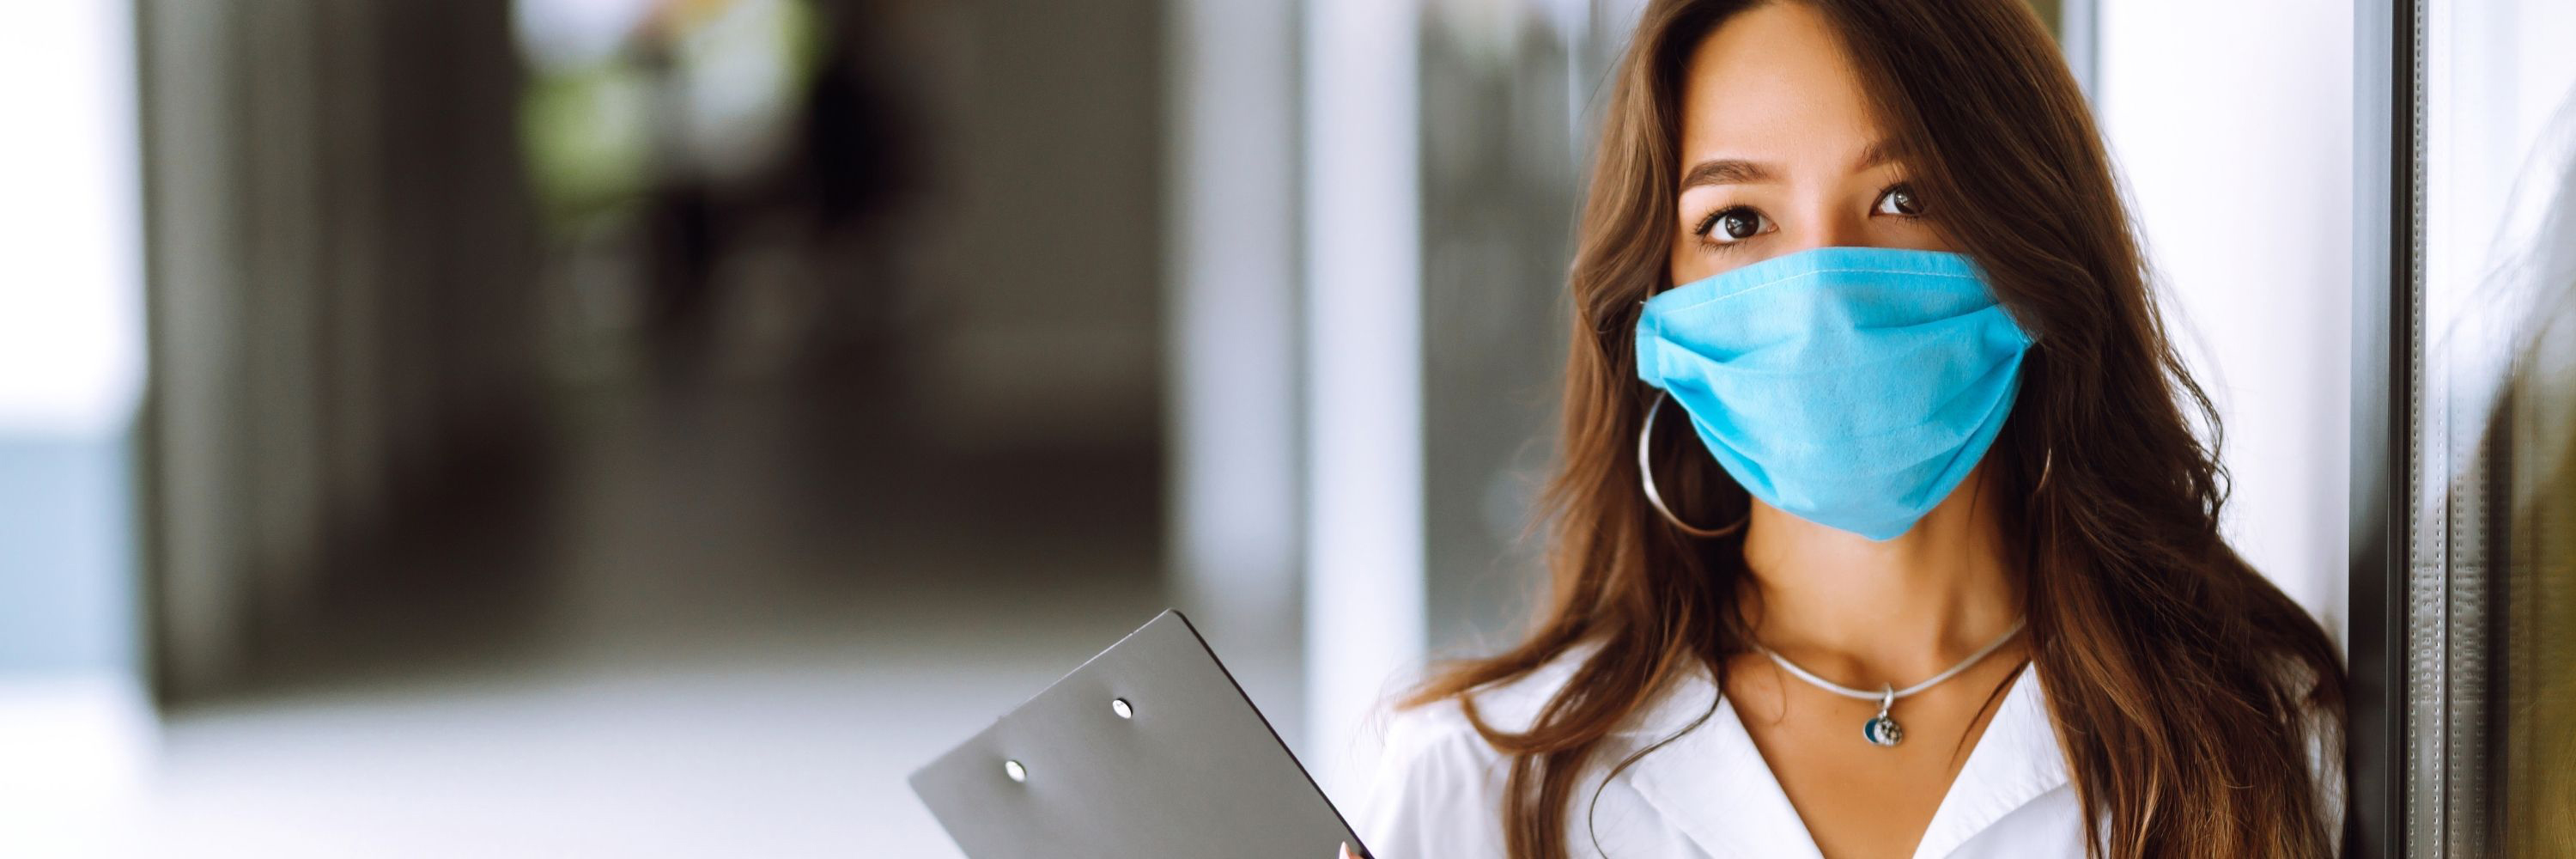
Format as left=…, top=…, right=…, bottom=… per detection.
left=1874, top=184, right=1924, bottom=216
left=1696, top=207, right=1771, bottom=244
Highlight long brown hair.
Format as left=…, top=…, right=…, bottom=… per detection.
left=1400, top=1, right=2348, bottom=856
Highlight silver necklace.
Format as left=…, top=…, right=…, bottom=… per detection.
left=1753, top=618, right=2026, bottom=747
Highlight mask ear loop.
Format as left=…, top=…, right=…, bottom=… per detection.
left=2032, top=446, right=2054, bottom=497
left=1638, top=389, right=1751, bottom=538
left=2022, top=342, right=2051, bottom=501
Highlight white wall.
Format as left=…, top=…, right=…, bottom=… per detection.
left=2095, top=0, right=2354, bottom=641
left=0, top=0, right=155, bottom=850
left=0, top=2, right=143, bottom=438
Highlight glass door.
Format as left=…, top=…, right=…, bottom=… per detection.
left=2359, top=0, right=2576, bottom=854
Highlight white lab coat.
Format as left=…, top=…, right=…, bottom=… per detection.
left=1350, top=641, right=2340, bottom=858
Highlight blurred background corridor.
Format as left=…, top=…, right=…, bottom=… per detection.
left=1, top=0, right=2571, bottom=855
left=123, top=378, right=1163, bottom=855
left=15, top=0, right=1182, bottom=853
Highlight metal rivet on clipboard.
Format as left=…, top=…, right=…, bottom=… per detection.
left=1111, top=698, right=1134, bottom=719
left=1002, top=758, right=1027, bottom=783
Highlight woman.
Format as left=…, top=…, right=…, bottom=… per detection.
left=1338, top=1, right=2345, bottom=857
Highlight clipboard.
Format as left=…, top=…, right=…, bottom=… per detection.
left=908, top=609, right=1371, bottom=859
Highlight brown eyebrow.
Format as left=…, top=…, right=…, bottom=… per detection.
left=1855, top=137, right=1904, bottom=171
left=1679, top=158, right=1775, bottom=191
left=1676, top=138, right=1906, bottom=192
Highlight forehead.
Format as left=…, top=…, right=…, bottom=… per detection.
left=1674, top=3, right=1885, bottom=168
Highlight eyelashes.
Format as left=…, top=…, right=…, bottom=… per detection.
left=1692, top=207, right=1771, bottom=246
left=1690, top=182, right=1926, bottom=253
left=1874, top=182, right=1923, bottom=216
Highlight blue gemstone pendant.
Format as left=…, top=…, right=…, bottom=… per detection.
left=1862, top=685, right=1903, bottom=746
left=1863, top=713, right=1905, bottom=746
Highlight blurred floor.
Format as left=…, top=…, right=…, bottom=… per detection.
left=124, top=375, right=1164, bottom=857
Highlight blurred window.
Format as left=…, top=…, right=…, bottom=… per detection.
left=2408, top=0, right=2576, bottom=852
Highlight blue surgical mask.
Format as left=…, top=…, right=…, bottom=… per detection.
left=1633, top=246, right=2032, bottom=540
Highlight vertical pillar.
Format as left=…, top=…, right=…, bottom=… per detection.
left=1164, top=0, right=1310, bottom=753
left=1303, top=0, right=1425, bottom=796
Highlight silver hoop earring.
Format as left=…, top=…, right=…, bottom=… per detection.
left=1638, top=390, right=1750, bottom=538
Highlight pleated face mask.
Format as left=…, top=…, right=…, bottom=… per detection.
left=1633, top=246, right=2033, bottom=540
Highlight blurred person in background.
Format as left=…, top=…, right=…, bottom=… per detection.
left=1343, top=2, right=2344, bottom=857
left=788, top=0, right=929, bottom=376
left=612, top=0, right=930, bottom=381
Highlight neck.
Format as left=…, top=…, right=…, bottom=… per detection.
left=1735, top=461, right=2024, bottom=683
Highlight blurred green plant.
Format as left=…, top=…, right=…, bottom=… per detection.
left=519, top=61, right=653, bottom=232
left=514, top=0, right=822, bottom=235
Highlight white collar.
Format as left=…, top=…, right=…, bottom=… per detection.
left=1615, top=661, right=2069, bottom=859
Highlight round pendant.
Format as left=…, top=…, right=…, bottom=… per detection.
left=1863, top=715, right=1905, bottom=746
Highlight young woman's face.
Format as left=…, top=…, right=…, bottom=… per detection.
left=1667, top=3, right=1953, bottom=285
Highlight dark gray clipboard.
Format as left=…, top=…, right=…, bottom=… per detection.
left=908, top=609, right=1372, bottom=859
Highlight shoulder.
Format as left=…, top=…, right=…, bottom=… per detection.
left=1372, top=637, right=1613, bottom=756
left=2256, top=650, right=2342, bottom=766
left=2272, top=655, right=2347, bottom=850
left=2216, top=646, right=2344, bottom=852
left=1351, top=640, right=1607, bottom=855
